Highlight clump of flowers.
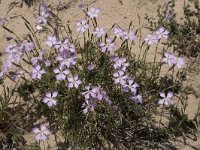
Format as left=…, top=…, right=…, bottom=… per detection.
left=0, top=1, right=189, bottom=149
left=144, top=27, right=169, bottom=45
left=36, top=1, right=50, bottom=30
left=161, top=52, right=185, bottom=69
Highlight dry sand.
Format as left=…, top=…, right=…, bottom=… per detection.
left=0, top=0, right=200, bottom=149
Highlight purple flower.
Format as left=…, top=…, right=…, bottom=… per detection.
left=76, top=19, right=89, bottom=33
left=113, top=57, right=129, bottom=71
left=99, top=38, right=115, bottom=53
left=36, top=2, right=50, bottom=25
left=31, top=50, right=46, bottom=66
left=82, top=99, right=96, bottom=114
left=176, top=57, right=185, bottom=69
left=68, top=43, right=76, bottom=53
left=130, top=94, right=143, bottom=104
left=121, top=31, right=128, bottom=40
left=67, top=74, right=82, bottom=89
left=82, top=85, right=96, bottom=99
left=87, top=64, right=95, bottom=71
left=53, top=66, right=70, bottom=81
left=0, top=18, right=8, bottom=26
left=113, top=70, right=128, bottom=86
left=128, top=31, right=137, bottom=42
left=113, top=27, right=124, bottom=38
left=92, top=27, right=105, bottom=38
left=161, top=52, right=177, bottom=67
left=165, top=12, right=174, bottom=21
left=37, top=14, right=49, bottom=25
left=144, top=34, right=159, bottom=45
left=121, top=31, right=136, bottom=42
left=123, top=79, right=139, bottom=94
left=100, top=90, right=112, bottom=105
left=87, top=7, right=101, bottom=19
left=158, top=91, right=174, bottom=106
left=32, top=124, right=50, bottom=141
left=9, top=69, right=24, bottom=81
left=55, top=39, right=76, bottom=54
left=56, top=53, right=77, bottom=68
left=155, top=27, right=169, bottom=39
left=54, top=39, right=68, bottom=52
left=46, top=36, right=57, bottom=48
left=43, top=91, right=58, bottom=107
left=2, top=60, right=12, bottom=73
left=44, top=60, right=51, bottom=67
left=8, top=51, right=23, bottom=63
left=31, top=65, right=46, bottom=79
left=91, top=87, right=103, bottom=100
left=31, top=57, right=39, bottom=66
left=82, top=85, right=111, bottom=104
left=5, top=44, right=17, bottom=54
left=18, top=40, right=34, bottom=52
left=92, top=86, right=111, bottom=103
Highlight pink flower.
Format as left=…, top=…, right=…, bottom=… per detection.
left=130, top=94, right=143, bottom=104
left=32, top=124, right=50, bottom=141
left=87, top=7, right=101, bottom=18
left=113, top=70, right=128, bottom=86
left=176, top=57, right=185, bottom=69
left=5, top=44, right=17, bottom=54
left=144, top=34, right=159, bottom=45
left=99, top=38, right=115, bottom=53
left=2, top=60, right=12, bottom=73
left=82, top=99, right=96, bottom=114
left=87, top=64, right=95, bottom=71
left=113, top=57, right=129, bottom=71
left=53, top=66, right=70, bottom=81
left=158, top=91, right=174, bottom=106
left=56, top=53, right=77, bottom=68
left=46, top=36, right=57, bottom=48
left=18, top=40, right=34, bottom=52
left=67, top=74, right=82, bottom=89
left=155, top=27, right=170, bottom=39
left=165, top=12, right=174, bottom=21
left=122, top=31, right=136, bottom=42
left=92, top=27, right=105, bottom=38
left=9, top=69, right=24, bottom=81
left=44, top=60, right=51, bottom=67
left=113, top=27, right=124, bottom=38
left=36, top=1, right=50, bottom=25
left=43, top=91, right=58, bottom=107
left=76, top=19, right=89, bottom=33
left=161, top=52, right=177, bottom=67
left=82, top=85, right=96, bottom=100
left=31, top=50, right=46, bottom=66
left=0, top=18, right=8, bottom=26
left=31, top=65, right=46, bottom=79
left=128, top=31, right=137, bottom=42
left=123, top=79, right=139, bottom=94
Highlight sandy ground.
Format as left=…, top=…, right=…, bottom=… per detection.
left=1, top=0, right=200, bottom=149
